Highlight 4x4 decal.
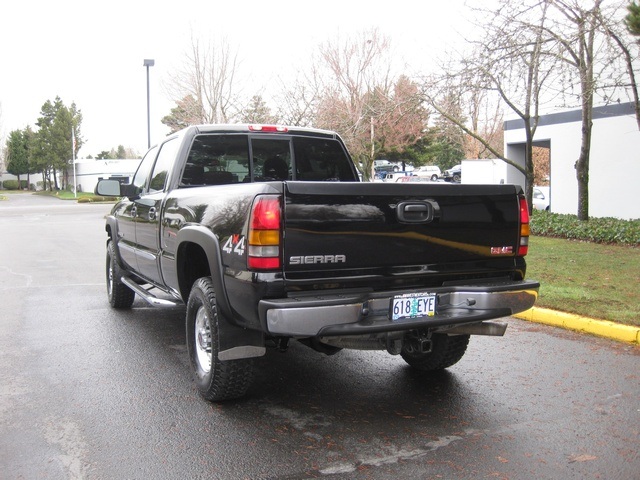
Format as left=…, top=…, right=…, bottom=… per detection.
left=222, top=234, right=246, bottom=256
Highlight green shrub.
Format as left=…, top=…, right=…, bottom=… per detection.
left=531, top=210, right=640, bottom=245
left=2, top=180, right=20, bottom=190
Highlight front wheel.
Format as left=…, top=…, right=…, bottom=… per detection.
left=185, top=277, right=254, bottom=402
left=401, top=334, right=470, bottom=371
left=106, top=241, right=135, bottom=308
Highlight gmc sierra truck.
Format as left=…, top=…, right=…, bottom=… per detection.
left=96, top=124, right=539, bottom=402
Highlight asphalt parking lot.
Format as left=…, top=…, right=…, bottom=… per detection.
left=1, top=193, right=638, bottom=479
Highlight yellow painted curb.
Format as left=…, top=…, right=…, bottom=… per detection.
left=515, top=307, right=640, bottom=345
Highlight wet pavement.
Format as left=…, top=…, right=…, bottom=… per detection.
left=1, top=193, right=638, bottom=479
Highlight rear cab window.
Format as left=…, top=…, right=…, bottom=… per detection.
left=179, top=133, right=357, bottom=187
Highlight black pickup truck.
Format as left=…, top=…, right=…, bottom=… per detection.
left=96, top=124, right=539, bottom=402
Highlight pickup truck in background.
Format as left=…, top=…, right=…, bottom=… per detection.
left=96, top=124, right=539, bottom=402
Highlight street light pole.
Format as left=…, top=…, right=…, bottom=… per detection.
left=143, top=59, right=155, bottom=149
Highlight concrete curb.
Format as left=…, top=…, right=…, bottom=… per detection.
left=515, top=307, right=640, bottom=345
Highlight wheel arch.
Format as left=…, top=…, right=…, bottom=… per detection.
left=175, top=226, right=233, bottom=320
left=104, top=215, right=126, bottom=268
left=177, top=226, right=265, bottom=358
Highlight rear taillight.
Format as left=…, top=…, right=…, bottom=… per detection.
left=248, top=195, right=281, bottom=270
left=518, top=196, right=530, bottom=256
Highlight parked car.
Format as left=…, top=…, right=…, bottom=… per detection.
left=374, top=159, right=401, bottom=174
left=413, top=165, right=442, bottom=181
left=532, top=186, right=550, bottom=211
left=442, top=164, right=462, bottom=183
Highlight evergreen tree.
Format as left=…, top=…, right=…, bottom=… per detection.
left=33, top=97, right=83, bottom=190
left=238, top=95, right=275, bottom=123
left=626, top=1, right=640, bottom=36
left=161, top=95, right=202, bottom=134
left=5, top=128, right=33, bottom=188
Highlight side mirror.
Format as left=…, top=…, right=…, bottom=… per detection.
left=95, top=180, right=139, bottom=199
left=95, top=179, right=122, bottom=196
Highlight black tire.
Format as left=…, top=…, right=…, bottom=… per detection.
left=401, top=334, right=470, bottom=371
left=431, top=174, right=438, bottom=181
left=106, top=241, right=135, bottom=308
left=453, top=173, right=461, bottom=183
left=186, top=277, right=254, bottom=402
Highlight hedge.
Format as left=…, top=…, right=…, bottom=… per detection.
left=530, top=210, right=640, bottom=246
left=1, top=179, right=28, bottom=190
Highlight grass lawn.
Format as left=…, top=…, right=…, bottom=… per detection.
left=526, top=236, right=640, bottom=327
left=31, top=190, right=117, bottom=202
left=34, top=190, right=96, bottom=201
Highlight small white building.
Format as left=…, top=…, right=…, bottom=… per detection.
left=72, top=159, right=141, bottom=193
left=462, top=102, right=639, bottom=220
left=1, top=158, right=142, bottom=193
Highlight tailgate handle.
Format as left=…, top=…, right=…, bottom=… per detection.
left=396, top=200, right=439, bottom=223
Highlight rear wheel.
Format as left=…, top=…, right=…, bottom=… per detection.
left=106, top=241, right=135, bottom=308
left=401, top=334, right=470, bottom=371
left=186, top=277, right=254, bottom=402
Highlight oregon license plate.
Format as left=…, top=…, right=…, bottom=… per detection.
left=391, top=293, right=436, bottom=321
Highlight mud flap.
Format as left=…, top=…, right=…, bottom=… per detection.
left=217, top=315, right=266, bottom=361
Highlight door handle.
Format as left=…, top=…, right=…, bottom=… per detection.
left=131, top=205, right=137, bottom=218
left=148, top=207, right=156, bottom=220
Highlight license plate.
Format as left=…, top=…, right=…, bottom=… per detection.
left=391, top=293, right=436, bottom=321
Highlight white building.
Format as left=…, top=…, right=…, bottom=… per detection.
left=462, top=102, right=639, bottom=220
left=1, top=158, right=141, bottom=193
left=72, top=159, right=141, bottom=193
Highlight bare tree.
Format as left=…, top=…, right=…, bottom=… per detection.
left=164, top=34, right=241, bottom=127
left=595, top=4, right=640, bottom=131
left=315, top=29, right=393, bottom=179
left=313, top=29, right=426, bottom=180
left=274, top=67, right=323, bottom=127
left=423, top=0, right=555, bottom=206
left=540, top=0, right=606, bottom=220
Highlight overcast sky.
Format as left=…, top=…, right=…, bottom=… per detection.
left=0, top=0, right=469, bottom=158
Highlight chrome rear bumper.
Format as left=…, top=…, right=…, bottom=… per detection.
left=260, top=280, right=539, bottom=337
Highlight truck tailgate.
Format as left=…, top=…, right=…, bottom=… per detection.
left=282, top=181, right=524, bottom=283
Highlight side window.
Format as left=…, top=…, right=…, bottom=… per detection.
left=149, top=138, right=179, bottom=193
left=181, top=134, right=249, bottom=186
left=132, top=146, right=159, bottom=190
